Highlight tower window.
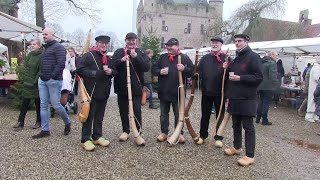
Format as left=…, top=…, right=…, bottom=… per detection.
left=161, top=37, right=165, bottom=48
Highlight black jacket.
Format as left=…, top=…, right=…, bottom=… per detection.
left=111, top=48, right=149, bottom=96
left=226, top=46, right=263, bottom=100
left=152, top=53, right=194, bottom=102
left=199, top=53, right=229, bottom=96
left=39, top=40, right=65, bottom=81
left=77, top=51, right=116, bottom=100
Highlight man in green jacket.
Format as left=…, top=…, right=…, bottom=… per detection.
left=256, top=52, right=279, bottom=125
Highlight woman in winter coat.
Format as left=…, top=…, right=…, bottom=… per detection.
left=13, top=39, right=42, bottom=129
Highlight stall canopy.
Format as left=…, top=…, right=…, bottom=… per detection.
left=0, top=43, right=8, bottom=53
left=256, top=37, right=320, bottom=54
left=0, top=12, right=42, bottom=41
left=0, top=12, right=74, bottom=44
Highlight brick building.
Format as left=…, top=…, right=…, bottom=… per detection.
left=136, top=0, right=224, bottom=49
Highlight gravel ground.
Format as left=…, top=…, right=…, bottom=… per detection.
left=0, top=91, right=319, bottom=180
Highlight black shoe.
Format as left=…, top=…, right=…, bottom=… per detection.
left=64, top=123, right=71, bottom=135
left=32, top=131, right=50, bottom=139
left=13, top=122, right=24, bottom=128
left=32, top=122, right=41, bottom=129
left=262, top=122, right=272, bottom=125
left=149, top=104, right=158, bottom=109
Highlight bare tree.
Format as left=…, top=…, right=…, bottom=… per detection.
left=17, top=0, right=102, bottom=27
left=205, top=0, right=286, bottom=42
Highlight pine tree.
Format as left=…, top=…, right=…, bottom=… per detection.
left=141, top=31, right=162, bottom=91
left=141, top=33, right=161, bottom=64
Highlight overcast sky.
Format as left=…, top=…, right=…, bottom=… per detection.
left=59, top=0, right=320, bottom=39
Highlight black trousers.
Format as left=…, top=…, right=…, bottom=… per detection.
left=232, top=115, right=255, bottom=158
left=81, top=98, right=108, bottom=143
left=199, top=95, right=224, bottom=139
left=117, top=95, right=142, bottom=134
left=18, top=98, right=41, bottom=123
left=160, top=100, right=184, bottom=135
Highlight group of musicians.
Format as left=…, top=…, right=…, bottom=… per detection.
left=74, top=32, right=262, bottom=166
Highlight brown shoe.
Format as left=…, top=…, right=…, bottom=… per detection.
left=224, top=147, right=241, bottom=156
left=157, top=133, right=168, bottom=142
left=237, top=156, right=255, bottom=166
left=178, top=135, right=186, bottom=143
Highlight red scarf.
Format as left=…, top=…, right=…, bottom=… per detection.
left=91, top=46, right=108, bottom=65
left=211, top=50, right=225, bottom=63
left=168, top=49, right=181, bottom=62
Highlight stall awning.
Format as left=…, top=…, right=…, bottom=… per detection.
left=256, top=37, right=320, bottom=54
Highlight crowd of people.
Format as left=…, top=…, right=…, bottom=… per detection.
left=8, top=27, right=320, bottom=167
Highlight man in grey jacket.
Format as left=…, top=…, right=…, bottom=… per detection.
left=256, top=52, right=279, bottom=125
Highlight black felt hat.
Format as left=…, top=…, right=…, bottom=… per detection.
left=165, top=38, right=179, bottom=45
left=233, top=34, right=250, bottom=41
left=210, top=37, right=224, bottom=43
left=125, top=32, right=138, bottom=39
left=95, top=35, right=110, bottom=42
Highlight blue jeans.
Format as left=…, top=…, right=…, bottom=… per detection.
left=38, top=78, right=70, bottom=131
left=256, top=90, right=273, bottom=123
left=145, top=83, right=154, bottom=105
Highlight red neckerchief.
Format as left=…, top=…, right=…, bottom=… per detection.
left=91, top=46, right=108, bottom=65
left=211, top=50, right=225, bottom=63
left=168, top=49, right=181, bottom=62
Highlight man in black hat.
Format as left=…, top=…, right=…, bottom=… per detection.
left=77, top=35, right=116, bottom=151
left=196, top=37, right=229, bottom=147
left=152, top=38, right=194, bottom=143
left=223, top=34, right=263, bottom=166
left=111, top=32, right=150, bottom=142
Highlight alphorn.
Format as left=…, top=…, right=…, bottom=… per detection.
left=208, top=50, right=230, bottom=147
left=184, top=51, right=200, bottom=142
left=167, top=55, right=186, bottom=145
left=126, top=50, right=145, bottom=146
left=216, top=112, right=231, bottom=137
left=78, top=30, right=92, bottom=123
left=78, top=78, right=91, bottom=123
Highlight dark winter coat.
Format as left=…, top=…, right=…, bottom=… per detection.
left=39, top=40, right=66, bottom=81
left=198, top=53, right=229, bottom=96
left=314, top=81, right=320, bottom=116
left=143, top=57, right=153, bottom=84
left=226, top=46, right=263, bottom=100
left=258, top=56, right=278, bottom=91
left=111, top=48, right=149, bottom=96
left=152, top=53, right=194, bottom=102
left=226, top=46, right=263, bottom=116
left=20, top=49, right=42, bottom=99
left=77, top=51, right=116, bottom=100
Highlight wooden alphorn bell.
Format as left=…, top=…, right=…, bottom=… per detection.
left=126, top=49, right=145, bottom=146
left=167, top=55, right=186, bottom=145
left=208, top=50, right=230, bottom=147
left=184, top=51, right=200, bottom=143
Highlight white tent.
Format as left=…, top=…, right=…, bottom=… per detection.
left=0, top=12, right=42, bottom=41
left=0, top=12, right=74, bottom=43
left=256, top=37, right=320, bottom=54
left=0, top=43, right=8, bottom=53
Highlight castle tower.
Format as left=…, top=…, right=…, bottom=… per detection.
left=209, top=0, right=224, bottom=18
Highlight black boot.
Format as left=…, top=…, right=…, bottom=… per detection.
left=64, top=123, right=71, bottom=135
left=32, top=122, right=41, bottom=129
left=32, top=131, right=50, bottom=139
left=13, top=122, right=24, bottom=128
left=149, top=104, right=158, bottom=109
left=255, top=116, right=261, bottom=124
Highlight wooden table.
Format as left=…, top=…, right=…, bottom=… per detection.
left=0, top=74, right=18, bottom=88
